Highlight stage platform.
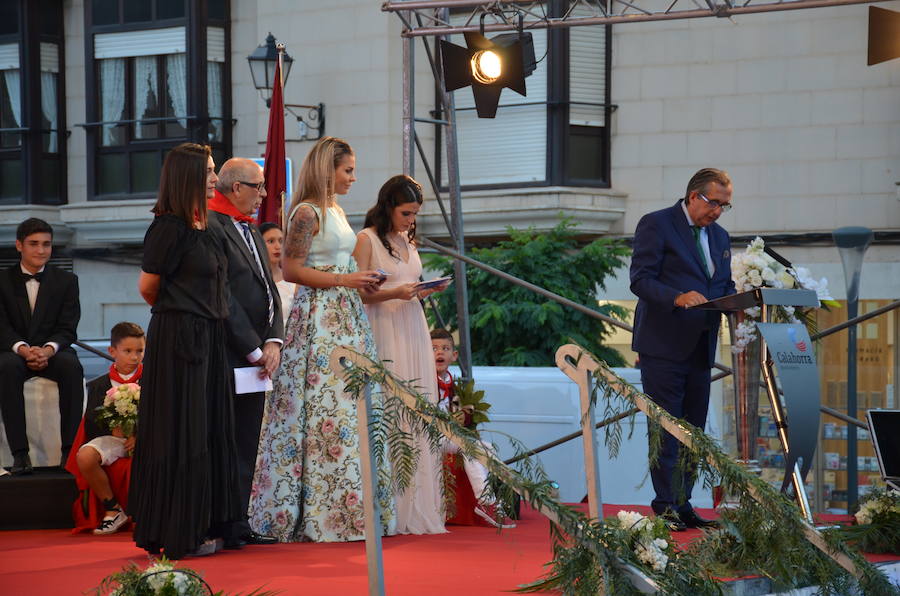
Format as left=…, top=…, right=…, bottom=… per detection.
left=1, top=503, right=897, bottom=595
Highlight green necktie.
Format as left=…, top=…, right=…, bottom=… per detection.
left=692, top=226, right=710, bottom=278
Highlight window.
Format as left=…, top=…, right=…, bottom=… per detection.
left=85, top=1, right=230, bottom=200
left=0, top=0, right=66, bottom=205
left=438, top=7, right=611, bottom=190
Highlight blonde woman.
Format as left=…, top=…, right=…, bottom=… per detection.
left=248, top=137, right=396, bottom=542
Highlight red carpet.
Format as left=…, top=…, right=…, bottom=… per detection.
left=1, top=504, right=896, bottom=595
left=0, top=506, right=555, bottom=595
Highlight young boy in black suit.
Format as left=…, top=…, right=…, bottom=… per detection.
left=68, top=322, right=144, bottom=535
left=0, top=218, right=83, bottom=474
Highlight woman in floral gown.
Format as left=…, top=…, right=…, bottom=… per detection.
left=248, top=137, right=395, bottom=542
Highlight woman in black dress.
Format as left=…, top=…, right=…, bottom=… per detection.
left=131, top=142, right=241, bottom=558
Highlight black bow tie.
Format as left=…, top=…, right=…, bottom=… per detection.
left=21, top=270, right=44, bottom=283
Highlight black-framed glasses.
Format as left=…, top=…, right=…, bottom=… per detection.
left=239, top=180, right=265, bottom=192
left=697, top=193, right=732, bottom=212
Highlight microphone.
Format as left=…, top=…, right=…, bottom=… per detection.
left=763, top=245, right=793, bottom=269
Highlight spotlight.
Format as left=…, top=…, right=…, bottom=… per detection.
left=868, top=6, right=900, bottom=66
left=471, top=50, right=501, bottom=84
left=440, top=18, right=536, bottom=119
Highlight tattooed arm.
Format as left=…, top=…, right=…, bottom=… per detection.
left=282, top=203, right=383, bottom=289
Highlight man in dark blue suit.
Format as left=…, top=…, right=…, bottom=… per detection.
left=630, top=168, right=735, bottom=530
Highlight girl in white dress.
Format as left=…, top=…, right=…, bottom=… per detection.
left=353, top=175, right=450, bottom=535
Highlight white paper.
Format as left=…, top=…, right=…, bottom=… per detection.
left=234, top=367, right=273, bottom=395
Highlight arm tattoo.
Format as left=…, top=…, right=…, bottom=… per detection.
left=284, top=204, right=318, bottom=265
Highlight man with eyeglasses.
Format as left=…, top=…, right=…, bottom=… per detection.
left=207, top=158, right=283, bottom=547
left=630, top=167, right=736, bottom=532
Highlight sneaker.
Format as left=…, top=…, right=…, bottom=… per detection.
left=474, top=503, right=517, bottom=529
left=93, top=510, right=128, bottom=535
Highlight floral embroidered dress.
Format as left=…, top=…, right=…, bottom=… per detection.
left=248, top=203, right=395, bottom=542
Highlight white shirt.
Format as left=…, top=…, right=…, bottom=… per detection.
left=11, top=265, right=59, bottom=356
left=681, top=201, right=715, bottom=277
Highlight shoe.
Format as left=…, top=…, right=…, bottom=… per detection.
left=185, top=537, right=223, bottom=557
left=679, top=509, right=719, bottom=530
left=94, top=510, right=129, bottom=535
left=655, top=510, right=687, bottom=532
left=240, top=531, right=277, bottom=545
left=474, top=503, right=517, bottom=529
left=10, top=452, right=33, bottom=476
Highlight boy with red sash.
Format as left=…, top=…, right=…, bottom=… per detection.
left=65, top=322, right=145, bottom=534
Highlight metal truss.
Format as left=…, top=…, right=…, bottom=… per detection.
left=383, top=0, right=882, bottom=37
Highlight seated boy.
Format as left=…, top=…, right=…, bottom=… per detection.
left=0, top=217, right=84, bottom=474
left=66, top=322, right=144, bottom=535
left=431, top=328, right=514, bottom=529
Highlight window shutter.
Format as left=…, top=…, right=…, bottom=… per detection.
left=95, top=27, right=186, bottom=59
left=568, top=10, right=606, bottom=127
left=0, top=43, right=18, bottom=70
left=207, top=27, right=225, bottom=63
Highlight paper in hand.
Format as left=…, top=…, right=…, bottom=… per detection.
left=234, top=366, right=273, bottom=395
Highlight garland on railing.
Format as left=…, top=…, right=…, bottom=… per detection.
left=338, top=347, right=897, bottom=595
left=339, top=350, right=721, bottom=594
left=585, top=356, right=898, bottom=596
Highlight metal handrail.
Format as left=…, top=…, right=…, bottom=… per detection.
left=75, top=339, right=114, bottom=361
left=421, top=236, right=742, bottom=374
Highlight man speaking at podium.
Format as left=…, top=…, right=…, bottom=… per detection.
left=630, top=168, right=735, bottom=531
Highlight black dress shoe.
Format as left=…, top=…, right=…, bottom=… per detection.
left=241, top=531, right=277, bottom=545
left=655, top=510, right=687, bottom=532
left=679, top=509, right=719, bottom=529
left=10, top=452, right=33, bottom=476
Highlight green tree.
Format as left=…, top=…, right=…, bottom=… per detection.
left=423, top=217, right=630, bottom=367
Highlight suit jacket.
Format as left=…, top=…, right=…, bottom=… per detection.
left=207, top=211, right=284, bottom=365
left=630, top=200, right=735, bottom=366
left=0, top=264, right=81, bottom=354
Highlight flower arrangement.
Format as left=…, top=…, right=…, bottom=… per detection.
left=839, top=487, right=900, bottom=554
left=94, top=558, right=208, bottom=595
left=610, top=511, right=672, bottom=573
left=93, top=557, right=279, bottom=595
left=730, top=237, right=839, bottom=353
left=96, top=383, right=140, bottom=437
left=451, top=378, right=491, bottom=430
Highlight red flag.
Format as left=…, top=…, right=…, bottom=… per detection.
left=258, top=55, right=286, bottom=226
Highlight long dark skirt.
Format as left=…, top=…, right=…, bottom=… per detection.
left=129, top=311, right=241, bottom=559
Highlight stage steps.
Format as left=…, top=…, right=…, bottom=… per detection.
left=0, top=467, right=77, bottom=530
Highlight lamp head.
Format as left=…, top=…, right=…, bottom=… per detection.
left=440, top=30, right=535, bottom=118
left=247, top=33, right=294, bottom=104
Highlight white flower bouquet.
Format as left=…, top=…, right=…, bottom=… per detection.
left=96, top=557, right=209, bottom=596
left=611, top=510, right=672, bottom=573
left=96, top=382, right=140, bottom=437
left=95, top=556, right=279, bottom=595
left=730, top=237, right=840, bottom=354
left=840, top=487, right=900, bottom=554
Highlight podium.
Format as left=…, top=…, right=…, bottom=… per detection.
left=693, top=288, right=821, bottom=522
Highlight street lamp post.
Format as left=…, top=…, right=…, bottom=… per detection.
left=832, top=226, right=873, bottom=512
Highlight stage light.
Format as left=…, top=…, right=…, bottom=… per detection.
left=440, top=17, right=536, bottom=119
left=471, top=50, right=501, bottom=84
left=868, top=6, right=900, bottom=66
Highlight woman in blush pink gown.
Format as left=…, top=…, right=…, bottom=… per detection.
left=353, top=175, right=450, bottom=535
